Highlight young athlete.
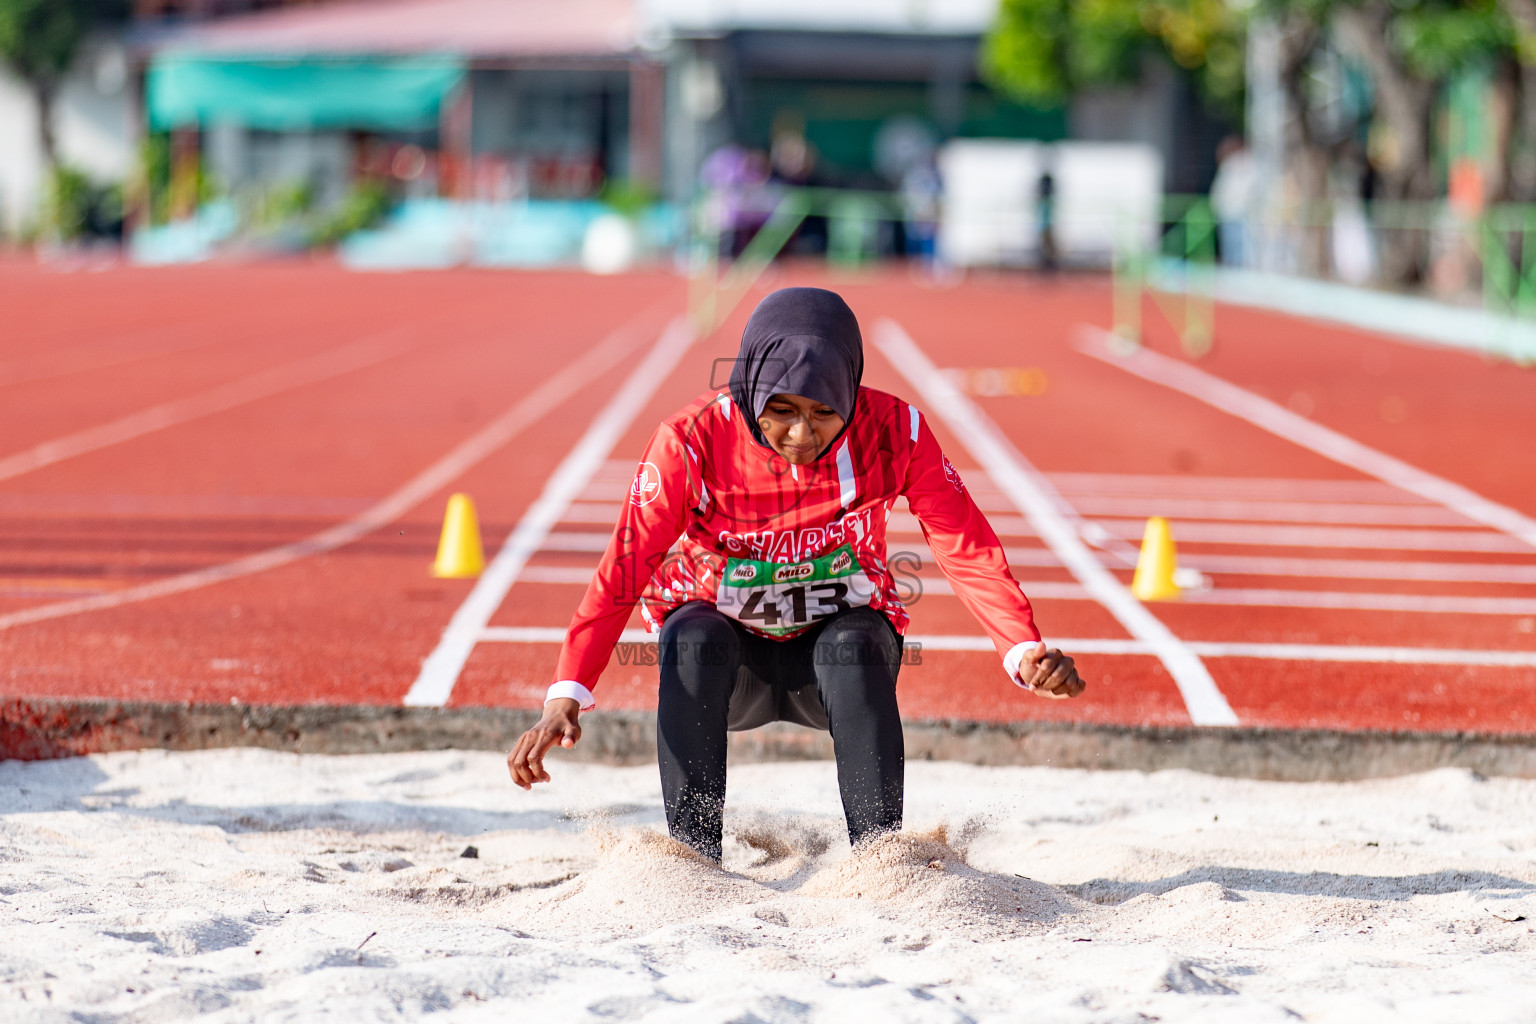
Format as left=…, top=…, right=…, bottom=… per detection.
left=508, top=287, right=1084, bottom=861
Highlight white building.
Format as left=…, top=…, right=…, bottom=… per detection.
left=0, top=36, right=137, bottom=236
left=0, top=0, right=1217, bottom=239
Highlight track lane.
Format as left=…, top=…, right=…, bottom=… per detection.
left=1134, top=297, right=1536, bottom=519
left=0, top=269, right=685, bottom=705
left=0, top=301, right=674, bottom=634
left=4, top=264, right=1533, bottom=739
left=812, top=271, right=1536, bottom=732
left=1076, top=327, right=1536, bottom=549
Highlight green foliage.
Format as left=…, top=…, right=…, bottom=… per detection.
left=1253, top=0, right=1514, bottom=78
left=42, top=164, right=120, bottom=241
left=599, top=178, right=659, bottom=219
left=42, top=164, right=91, bottom=240
left=1393, top=0, right=1513, bottom=79
left=1145, top=0, right=1247, bottom=101
left=0, top=0, right=125, bottom=82
left=137, top=133, right=171, bottom=224
left=134, top=132, right=219, bottom=225
left=982, top=0, right=1075, bottom=103
left=260, top=182, right=316, bottom=227
left=310, top=181, right=392, bottom=247
left=983, top=0, right=1246, bottom=113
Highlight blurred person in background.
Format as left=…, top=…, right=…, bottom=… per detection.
left=507, top=288, right=1086, bottom=862
left=700, top=144, right=774, bottom=258
left=770, top=128, right=816, bottom=187
left=900, top=158, right=942, bottom=268
left=874, top=118, right=941, bottom=267
left=1212, top=135, right=1257, bottom=268
left=1035, top=163, right=1058, bottom=272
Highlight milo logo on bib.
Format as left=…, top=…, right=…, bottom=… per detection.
left=772, top=562, right=815, bottom=583
left=717, top=544, right=873, bottom=637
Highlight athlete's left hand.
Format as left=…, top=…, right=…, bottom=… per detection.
left=507, top=698, right=582, bottom=790
left=1020, top=646, right=1085, bottom=699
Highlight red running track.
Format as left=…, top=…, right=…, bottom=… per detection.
left=2, top=260, right=1534, bottom=735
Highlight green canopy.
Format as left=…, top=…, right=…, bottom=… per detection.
left=147, top=55, right=466, bottom=131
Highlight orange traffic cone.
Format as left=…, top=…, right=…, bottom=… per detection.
left=1131, top=516, right=1181, bottom=601
left=432, top=493, right=485, bottom=578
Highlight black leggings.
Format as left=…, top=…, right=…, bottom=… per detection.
left=656, top=601, right=905, bottom=862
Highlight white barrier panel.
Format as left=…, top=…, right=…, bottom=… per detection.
left=938, top=139, right=1162, bottom=268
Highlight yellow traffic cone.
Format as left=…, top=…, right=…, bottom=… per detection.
left=1131, top=516, right=1181, bottom=601
left=432, top=493, right=485, bottom=578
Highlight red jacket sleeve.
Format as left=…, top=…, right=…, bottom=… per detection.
left=553, top=422, right=694, bottom=690
left=902, top=412, right=1041, bottom=661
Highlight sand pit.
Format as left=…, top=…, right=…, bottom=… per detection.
left=4, top=749, right=1536, bottom=1021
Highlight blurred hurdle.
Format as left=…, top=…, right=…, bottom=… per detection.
left=689, top=182, right=1536, bottom=366
left=1112, top=197, right=1218, bottom=359
left=1137, top=195, right=1536, bottom=365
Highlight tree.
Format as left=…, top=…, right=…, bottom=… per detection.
left=986, top=0, right=1518, bottom=285
left=982, top=0, right=1247, bottom=116
left=1494, top=0, right=1536, bottom=199
left=1336, top=0, right=1509, bottom=279
left=0, top=0, right=126, bottom=168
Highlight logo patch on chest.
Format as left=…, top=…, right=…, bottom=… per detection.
left=630, top=462, right=662, bottom=506
left=772, top=562, right=815, bottom=583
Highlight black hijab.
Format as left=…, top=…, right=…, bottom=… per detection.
left=727, top=287, right=863, bottom=452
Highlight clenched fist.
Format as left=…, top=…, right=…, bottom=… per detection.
left=1018, top=647, right=1086, bottom=700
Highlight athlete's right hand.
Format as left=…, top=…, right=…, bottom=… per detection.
left=1020, top=646, right=1086, bottom=700
left=508, top=698, right=582, bottom=790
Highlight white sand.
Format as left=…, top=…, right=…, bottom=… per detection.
left=4, top=749, right=1536, bottom=1022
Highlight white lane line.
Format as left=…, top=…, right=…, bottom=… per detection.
left=890, top=574, right=1536, bottom=615
left=0, top=305, right=672, bottom=633
left=1088, top=518, right=1525, bottom=553
left=522, top=547, right=1536, bottom=612
left=1067, top=495, right=1472, bottom=527
left=1176, top=588, right=1536, bottom=615
left=991, top=543, right=1536, bottom=586
left=404, top=316, right=696, bottom=707
left=0, top=324, right=429, bottom=484
left=1175, top=553, right=1536, bottom=585
left=477, top=626, right=1536, bottom=667
left=1187, top=641, right=1536, bottom=666
left=1076, top=326, right=1536, bottom=550
left=903, top=509, right=1517, bottom=549
left=1046, top=472, right=1433, bottom=504
left=873, top=318, right=1238, bottom=726
left=479, top=625, right=1148, bottom=655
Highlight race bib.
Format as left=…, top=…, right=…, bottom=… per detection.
left=716, top=544, right=873, bottom=637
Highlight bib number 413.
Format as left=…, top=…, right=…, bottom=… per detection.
left=737, top=582, right=850, bottom=627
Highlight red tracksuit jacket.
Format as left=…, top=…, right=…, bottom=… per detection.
left=551, top=386, right=1042, bottom=704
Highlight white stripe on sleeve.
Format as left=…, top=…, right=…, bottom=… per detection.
left=836, top=439, right=857, bottom=509
left=909, top=404, right=920, bottom=442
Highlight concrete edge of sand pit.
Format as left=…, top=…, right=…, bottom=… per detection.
left=5, top=697, right=1536, bottom=781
